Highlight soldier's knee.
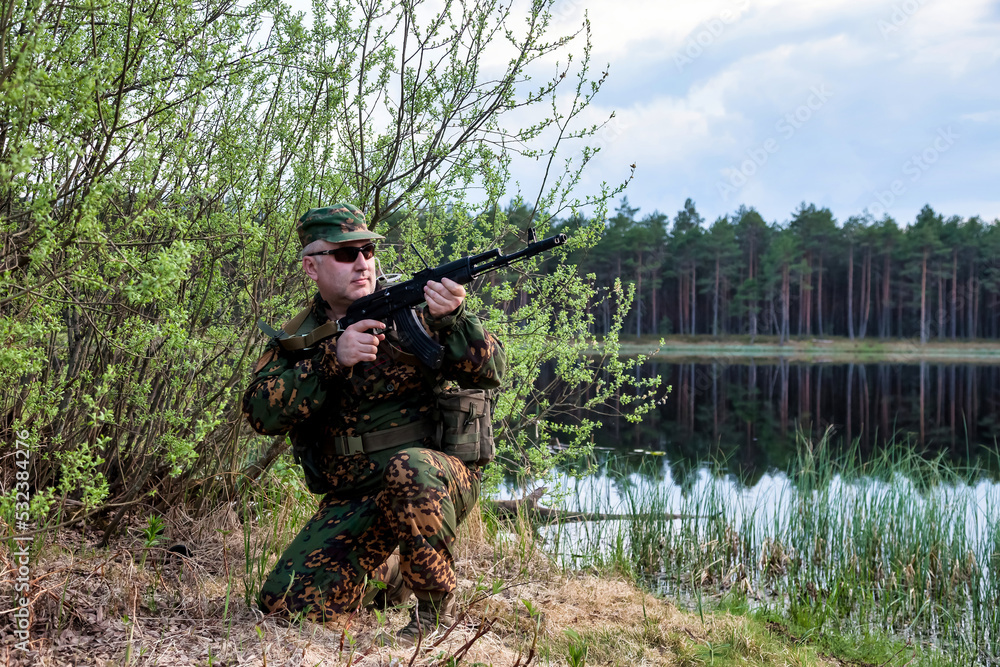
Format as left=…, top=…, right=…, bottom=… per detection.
left=383, top=447, right=440, bottom=490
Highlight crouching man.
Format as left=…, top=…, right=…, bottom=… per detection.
left=242, top=204, right=505, bottom=645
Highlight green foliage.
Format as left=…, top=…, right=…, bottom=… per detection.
left=563, top=628, right=589, bottom=667
left=138, top=513, right=165, bottom=567
left=563, top=195, right=1000, bottom=342
left=141, top=514, right=166, bottom=548
left=2, top=0, right=642, bottom=514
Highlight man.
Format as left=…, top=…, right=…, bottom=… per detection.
left=242, top=203, right=505, bottom=644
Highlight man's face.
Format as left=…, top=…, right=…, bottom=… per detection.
left=302, top=239, right=377, bottom=316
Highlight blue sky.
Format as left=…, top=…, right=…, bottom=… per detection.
left=287, top=0, right=999, bottom=228
left=533, top=0, right=1000, bottom=227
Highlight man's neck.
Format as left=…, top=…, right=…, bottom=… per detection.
left=313, top=294, right=345, bottom=323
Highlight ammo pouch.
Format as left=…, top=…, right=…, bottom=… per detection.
left=435, top=388, right=495, bottom=467
left=290, top=440, right=334, bottom=495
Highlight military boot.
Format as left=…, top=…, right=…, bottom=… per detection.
left=363, top=553, right=413, bottom=610
left=392, top=589, right=457, bottom=647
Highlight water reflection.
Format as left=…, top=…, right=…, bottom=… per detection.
left=507, top=361, right=1000, bottom=661
left=505, top=457, right=1000, bottom=564
left=497, top=454, right=1000, bottom=662
left=541, top=361, right=1000, bottom=484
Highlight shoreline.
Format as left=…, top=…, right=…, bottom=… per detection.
left=608, top=335, right=1000, bottom=363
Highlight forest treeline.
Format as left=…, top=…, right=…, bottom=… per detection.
left=552, top=198, right=1000, bottom=342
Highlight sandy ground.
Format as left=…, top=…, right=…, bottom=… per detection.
left=1, top=505, right=727, bottom=667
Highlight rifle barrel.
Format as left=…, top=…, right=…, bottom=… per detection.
left=474, top=233, right=567, bottom=274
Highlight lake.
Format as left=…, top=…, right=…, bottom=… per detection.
left=503, top=357, right=1000, bottom=662
left=564, top=359, right=1000, bottom=484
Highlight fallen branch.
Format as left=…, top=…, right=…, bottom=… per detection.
left=487, top=487, right=719, bottom=524
left=239, top=434, right=290, bottom=484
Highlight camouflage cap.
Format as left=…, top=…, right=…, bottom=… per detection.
left=297, top=203, right=385, bottom=247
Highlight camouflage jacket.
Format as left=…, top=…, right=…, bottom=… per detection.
left=242, top=293, right=505, bottom=496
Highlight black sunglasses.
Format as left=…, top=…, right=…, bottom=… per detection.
left=305, top=243, right=376, bottom=263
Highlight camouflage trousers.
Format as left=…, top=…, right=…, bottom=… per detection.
left=258, top=448, right=480, bottom=622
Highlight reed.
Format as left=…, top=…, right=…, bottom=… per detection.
left=526, top=430, right=1000, bottom=664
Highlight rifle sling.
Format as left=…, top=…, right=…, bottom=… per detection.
left=261, top=306, right=341, bottom=352
left=332, top=420, right=435, bottom=456
left=276, top=321, right=340, bottom=351
left=283, top=306, right=312, bottom=335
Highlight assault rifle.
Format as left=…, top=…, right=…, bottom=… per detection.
left=260, top=232, right=567, bottom=368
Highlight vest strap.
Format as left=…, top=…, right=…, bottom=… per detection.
left=332, top=420, right=435, bottom=456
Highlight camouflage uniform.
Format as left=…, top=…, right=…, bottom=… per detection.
left=243, top=205, right=505, bottom=622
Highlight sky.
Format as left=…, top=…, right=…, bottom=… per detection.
left=288, top=0, right=1000, bottom=228
left=530, top=0, right=1000, bottom=227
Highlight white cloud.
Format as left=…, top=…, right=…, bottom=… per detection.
left=280, top=0, right=1000, bottom=224
left=962, top=110, right=1000, bottom=123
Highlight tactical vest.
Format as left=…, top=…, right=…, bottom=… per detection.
left=267, top=305, right=497, bottom=468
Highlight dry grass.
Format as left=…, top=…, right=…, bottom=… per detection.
left=2, top=505, right=823, bottom=667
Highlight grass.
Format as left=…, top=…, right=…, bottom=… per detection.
left=5, top=433, right=992, bottom=665
left=525, top=429, right=1000, bottom=665
left=0, top=458, right=784, bottom=666
left=4, top=502, right=764, bottom=666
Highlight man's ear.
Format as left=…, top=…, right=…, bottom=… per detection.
left=302, top=256, right=319, bottom=281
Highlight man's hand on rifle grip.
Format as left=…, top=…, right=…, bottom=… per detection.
left=335, top=319, right=386, bottom=367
